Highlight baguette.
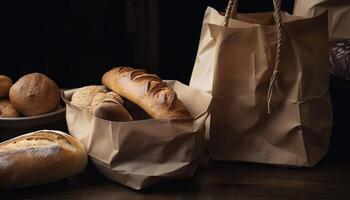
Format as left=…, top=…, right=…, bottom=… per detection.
left=0, top=130, right=88, bottom=189
left=102, top=67, right=191, bottom=119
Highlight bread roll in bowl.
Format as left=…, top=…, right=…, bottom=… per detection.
left=9, top=73, right=60, bottom=117
left=0, top=99, right=20, bottom=118
left=0, top=75, right=13, bottom=98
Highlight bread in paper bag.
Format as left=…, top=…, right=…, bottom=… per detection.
left=62, top=80, right=211, bottom=189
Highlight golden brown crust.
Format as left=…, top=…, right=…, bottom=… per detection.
left=0, top=130, right=87, bottom=189
left=0, top=75, right=13, bottom=98
left=102, top=67, right=191, bottom=119
left=0, top=99, right=20, bottom=118
left=92, top=101, right=133, bottom=122
left=9, top=73, right=60, bottom=117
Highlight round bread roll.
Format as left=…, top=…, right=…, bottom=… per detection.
left=0, top=75, right=13, bottom=98
left=0, top=130, right=88, bottom=189
left=71, top=86, right=123, bottom=113
left=93, top=101, right=133, bottom=121
left=9, top=73, right=60, bottom=117
left=0, top=99, right=20, bottom=118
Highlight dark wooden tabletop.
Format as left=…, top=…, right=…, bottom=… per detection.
left=2, top=159, right=350, bottom=200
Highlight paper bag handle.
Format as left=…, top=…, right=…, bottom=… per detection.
left=224, top=0, right=283, bottom=114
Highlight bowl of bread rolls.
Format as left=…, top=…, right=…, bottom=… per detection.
left=0, top=73, right=66, bottom=141
left=62, top=66, right=212, bottom=190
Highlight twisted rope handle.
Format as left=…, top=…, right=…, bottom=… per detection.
left=267, top=0, right=282, bottom=114
left=223, top=0, right=238, bottom=27
left=223, top=0, right=283, bottom=114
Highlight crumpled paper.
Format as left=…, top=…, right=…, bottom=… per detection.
left=62, top=80, right=211, bottom=189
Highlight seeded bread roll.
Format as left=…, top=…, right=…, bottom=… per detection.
left=0, top=75, right=13, bottom=98
left=0, top=130, right=88, bottom=189
left=0, top=99, right=20, bottom=118
left=102, top=67, right=191, bottom=119
left=71, top=86, right=107, bottom=113
left=71, top=86, right=124, bottom=113
left=9, top=73, right=60, bottom=117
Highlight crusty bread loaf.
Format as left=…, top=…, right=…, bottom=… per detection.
left=9, top=73, right=60, bottom=117
left=0, top=99, right=20, bottom=118
left=0, top=130, right=88, bottom=189
left=102, top=67, right=191, bottom=119
left=0, top=75, right=13, bottom=98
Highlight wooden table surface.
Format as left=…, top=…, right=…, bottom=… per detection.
left=2, top=159, right=350, bottom=200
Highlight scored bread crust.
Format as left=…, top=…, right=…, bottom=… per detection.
left=102, top=67, right=191, bottom=119
left=0, top=130, right=88, bottom=189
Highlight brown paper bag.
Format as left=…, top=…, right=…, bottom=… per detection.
left=206, top=0, right=332, bottom=167
left=293, top=0, right=350, bottom=39
left=62, top=81, right=211, bottom=190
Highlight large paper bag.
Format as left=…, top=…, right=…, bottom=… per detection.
left=62, top=81, right=211, bottom=190
left=294, top=0, right=350, bottom=39
left=207, top=0, right=332, bottom=167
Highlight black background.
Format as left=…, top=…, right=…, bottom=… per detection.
left=1, top=0, right=349, bottom=162
left=1, top=0, right=294, bottom=87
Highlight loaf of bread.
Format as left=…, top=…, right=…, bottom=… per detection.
left=0, top=75, right=13, bottom=98
left=0, top=130, right=88, bottom=189
left=9, top=73, right=60, bottom=117
left=102, top=67, right=191, bottom=119
left=0, top=99, right=20, bottom=118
